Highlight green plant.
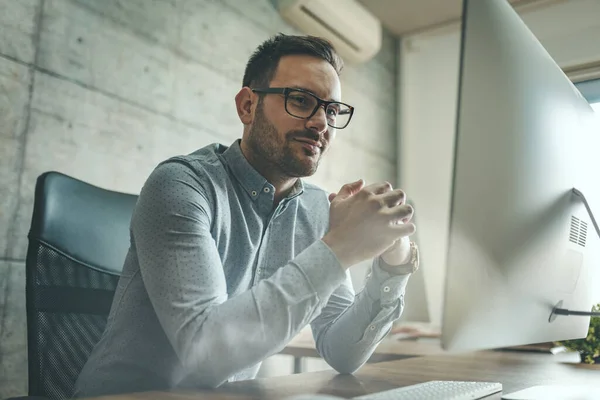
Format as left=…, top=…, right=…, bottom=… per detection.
left=556, top=303, right=600, bottom=364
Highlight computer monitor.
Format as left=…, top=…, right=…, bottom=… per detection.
left=441, top=0, right=600, bottom=351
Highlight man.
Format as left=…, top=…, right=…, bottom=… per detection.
left=74, top=34, right=418, bottom=397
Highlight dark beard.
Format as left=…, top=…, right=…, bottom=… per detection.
left=246, top=103, right=323, bottom=178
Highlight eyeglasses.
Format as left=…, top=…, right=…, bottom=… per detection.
left=251, top=87, right=354, bottom=129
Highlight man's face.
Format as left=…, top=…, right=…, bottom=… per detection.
left=245, top=55, right=342, bottom=178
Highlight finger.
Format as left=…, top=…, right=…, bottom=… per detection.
left=402, top=201, right=415, bottom=223
left=402, top=209, right=415, bottom=224
left=389, top=222, right=417, bottom=237
left=383, top=204, right=414, bottom=222
left=379, top=189, right=406, bottom=207
left=334, top=179, right=364, bottom=200
left=328, top=192, right=337, bottom=202
left=363, top=181, right=393, bottom=195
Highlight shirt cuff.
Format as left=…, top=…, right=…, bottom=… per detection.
left=365, top=257, right=411, bottom=307
left=292, top=240, right=348, bottom=302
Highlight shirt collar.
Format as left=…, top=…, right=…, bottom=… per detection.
left=221, top=140, right=304, bottom=201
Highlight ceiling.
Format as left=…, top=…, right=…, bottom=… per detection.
left=357, top=0, right=531, bottom=36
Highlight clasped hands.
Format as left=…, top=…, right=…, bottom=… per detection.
left=324, top=179, right=416, bottom=271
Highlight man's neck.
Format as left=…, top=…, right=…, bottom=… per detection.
left=267, top=174, right=298, bottom=206
left=239, top=142, right=298, bottom=206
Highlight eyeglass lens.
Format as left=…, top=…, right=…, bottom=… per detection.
left=285, top=90, right=351, bottom=129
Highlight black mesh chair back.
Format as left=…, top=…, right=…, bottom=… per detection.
left=25, top=172, right=138, bottom=399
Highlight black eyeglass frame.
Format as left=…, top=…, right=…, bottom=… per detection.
left=251, top=87, right=355, bottom=129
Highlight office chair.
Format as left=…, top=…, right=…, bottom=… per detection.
left=8, top=172, right=138, bottom=400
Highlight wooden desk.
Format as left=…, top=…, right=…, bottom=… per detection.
left=90, top=350, right=598, bottom=400
left=280, top=328, right=445, bottom=372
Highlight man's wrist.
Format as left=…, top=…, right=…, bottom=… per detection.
left=379, top=242, right=419, bottom=275
left=380, top=249, right=411, bottom=268
left=321, top=233, right=353, bottom=270
left=379, top=256, right=411, bottom=275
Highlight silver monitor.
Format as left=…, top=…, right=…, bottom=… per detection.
left=441, top=0, right=600, bottom=351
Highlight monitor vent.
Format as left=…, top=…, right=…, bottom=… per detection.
left=569, top=216, right=587, bottom=247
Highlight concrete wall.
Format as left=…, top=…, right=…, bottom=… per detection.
left=0, top=0, right=399, bottom=396
left=399, top=0, right=600, bottom=326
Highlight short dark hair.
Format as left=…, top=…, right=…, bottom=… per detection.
left=242, top=33, right=343, bottom=88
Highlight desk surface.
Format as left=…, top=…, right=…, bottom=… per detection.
left=90, top=350, right=598, bottom=400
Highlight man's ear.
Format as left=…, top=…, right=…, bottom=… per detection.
left=235, top=87, right=255, bottom=125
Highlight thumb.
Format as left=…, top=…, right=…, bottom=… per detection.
left=334, top=179, right=364, bottom=201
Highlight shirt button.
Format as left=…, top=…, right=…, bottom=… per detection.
left=251, top=190, right=257, bottom=196
left=263, top=187, right=270, bottom=193
left=383, top=286, right=390, bottom=293
left=370, top=325, right=376, bottom=331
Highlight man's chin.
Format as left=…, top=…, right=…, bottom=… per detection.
left=282, top=146, right=321, bottom=176
left=285, top=158, right=319, bottom=177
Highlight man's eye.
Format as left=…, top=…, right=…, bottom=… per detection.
left=327, top=105, right=340, bottom=116
left=290, top=96, right=308, bottom=104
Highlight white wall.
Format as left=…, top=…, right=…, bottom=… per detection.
left=399, top=0, right=600, bottom=325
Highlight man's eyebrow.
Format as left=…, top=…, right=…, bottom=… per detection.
left=290, top=85, right=340, bottom=102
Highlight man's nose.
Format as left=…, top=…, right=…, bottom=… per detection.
left=305, top=105, right=328, bottom=134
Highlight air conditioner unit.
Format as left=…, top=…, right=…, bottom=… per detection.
left=277, top=0, right=382, bottom=64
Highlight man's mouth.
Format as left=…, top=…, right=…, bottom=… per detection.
left=293, top=138, right=322, bottom=154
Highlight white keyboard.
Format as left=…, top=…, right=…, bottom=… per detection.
left=353, top=380, right=502, bottom=400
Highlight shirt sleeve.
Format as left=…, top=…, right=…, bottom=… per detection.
left=310, top=254, right=410, bottom=373
left=133, top=162, right=347, bottom=388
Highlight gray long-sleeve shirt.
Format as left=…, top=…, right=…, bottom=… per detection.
left=74, top=140, right=410, bottom=397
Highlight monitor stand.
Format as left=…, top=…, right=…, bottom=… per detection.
left=504, top=189, right=600, bottom=399
left=547, top=188, right=600, bottom=321
left=571, top=188, right=600, bottom=239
